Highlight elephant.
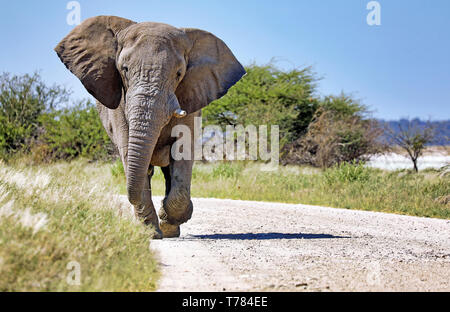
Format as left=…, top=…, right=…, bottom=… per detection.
left=55, top=16, right=245, bottom=238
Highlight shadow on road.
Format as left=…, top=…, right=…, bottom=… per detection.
left=190, top=232, right=350, bottom=240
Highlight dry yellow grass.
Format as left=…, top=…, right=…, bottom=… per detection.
left=0, top=159, right=159, bottom=291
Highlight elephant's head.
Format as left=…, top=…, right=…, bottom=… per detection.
left=55, top=16, right=245, bottom=205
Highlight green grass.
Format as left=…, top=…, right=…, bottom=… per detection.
left=0, top=159, right=159, bottom=291
left=128, top=160, right=448, bottom=219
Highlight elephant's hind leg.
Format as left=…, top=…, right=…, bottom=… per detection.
left=134, top=166, right=163, bottom=239
left=159, top=165, right=181, bottom=238
left=161, top=165, right=172, bottom=196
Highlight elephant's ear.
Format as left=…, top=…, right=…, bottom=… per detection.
left=176, top=28, right=246, bottom=114
left=55, top=16, right=135, bottom=109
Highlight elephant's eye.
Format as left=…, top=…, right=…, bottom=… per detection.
left=122, top=66, right=129, bottom=73
left=176, top=70, right=182, bottom=79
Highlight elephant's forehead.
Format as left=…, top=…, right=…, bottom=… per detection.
left=121, top=22, right=187, bottom=45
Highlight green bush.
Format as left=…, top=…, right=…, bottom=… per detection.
left=0, top=72, right=115, bottom=162
left=320, top=93, right=368, bottom=119
left=0, top=72, right=69, bottom=158
left=39, top=101, right=115, bottom=160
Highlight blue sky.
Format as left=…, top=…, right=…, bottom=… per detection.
left=0, top=0, right=449, bottom=120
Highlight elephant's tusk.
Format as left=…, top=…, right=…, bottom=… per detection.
left=174, top=109, right=187, bottom=118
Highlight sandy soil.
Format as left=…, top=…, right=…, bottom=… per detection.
left=129, top=196, right=450, bottom=292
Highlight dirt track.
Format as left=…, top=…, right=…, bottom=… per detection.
left=136, top=197, right=450, bottom=291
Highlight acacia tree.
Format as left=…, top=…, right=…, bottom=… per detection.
left=202, top=63, right=320, bottom=148
left=385, top=120, right=435, bottom=172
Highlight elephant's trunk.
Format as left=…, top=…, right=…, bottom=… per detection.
left=126, top=95, right=165, bottom=206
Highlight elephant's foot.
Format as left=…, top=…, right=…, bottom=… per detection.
left=150, top=227, right=163, bottom=239
left=159, top=221, right=180, bottom=238
left=134, top=203, right=162, bottom=239
left=158, top=188, right=192, bottom=238
left=144, top=220, right=163, bottom=239
left=159, top=189, right=193, bottom=224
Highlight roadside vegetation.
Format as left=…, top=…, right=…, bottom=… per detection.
left=0, top=159, right=159, bottom=291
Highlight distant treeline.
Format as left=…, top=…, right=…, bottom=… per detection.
left=378, top=119, right=449, bottom=146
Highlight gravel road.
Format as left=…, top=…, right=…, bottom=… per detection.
left=140, top=197, right=450, bottom=292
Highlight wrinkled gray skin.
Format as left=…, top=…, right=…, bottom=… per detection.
left=55, top=16, right=245, bottom=238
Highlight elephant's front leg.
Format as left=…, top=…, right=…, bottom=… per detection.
left=134, top=166, right=163, bottom=239
left=121, top=146, right=162, bottom=239
left=159, top=159, right=194, bottom=238
left=104, top=107, right=162, bottom=238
